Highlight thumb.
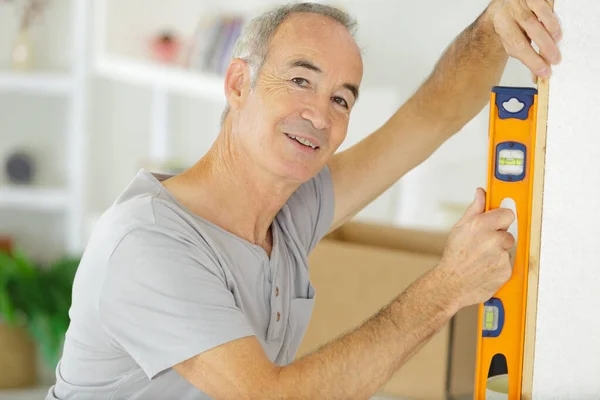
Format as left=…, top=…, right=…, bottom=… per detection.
left=461, top=187, right=486, bottom=221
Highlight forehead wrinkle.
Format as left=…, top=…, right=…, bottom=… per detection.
left=261, top=14, right=363, bottom=96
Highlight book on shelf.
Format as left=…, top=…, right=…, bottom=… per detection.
left=186, top=13, right=247, bottom=77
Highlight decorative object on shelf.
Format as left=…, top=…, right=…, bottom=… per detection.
left=186, top=13, right=246, bottom=76
left=0, top=244, right=81, bottom=387
left=151, top=30, right=181, bottom=65
left=10, top=28, right=34, bottom=71
left=1, top=0, right=52, bottom=71
left=4, top=150, right=35, bottom=184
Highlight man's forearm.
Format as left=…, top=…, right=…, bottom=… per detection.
left=329, top=7, right=508, bottom=231
left=270, top=267, right=457, bottom=400
left=412, top=7, right=508, bottom=136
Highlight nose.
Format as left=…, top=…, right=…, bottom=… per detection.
left=300, top=96, right=331, bottom=131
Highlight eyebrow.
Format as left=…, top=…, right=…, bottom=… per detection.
left=287, top=58, right=360, bottom=101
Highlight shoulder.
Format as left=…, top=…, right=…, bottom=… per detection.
left=87, top=169, right=220, bottom=270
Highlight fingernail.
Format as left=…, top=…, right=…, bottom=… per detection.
left=550, top=54, right=561, bottom=64
left=537, top=67, right=551, bottom=78
left=553, top=32, right=562, bottom=41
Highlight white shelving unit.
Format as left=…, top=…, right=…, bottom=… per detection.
left=92, top=53, right=228, bottom=165
left=0, top=72, right=72, bottom=95
left=0, top=0, right=409, bottom=258
left=0, top=0, right=91, bottom=256
left=1, top=0, right=277, bottom=256
left=94, top=54, right=224, bottom=100
left=90, top=0, right=231, bottom=167
left=0, top=187, right=69, bottom=211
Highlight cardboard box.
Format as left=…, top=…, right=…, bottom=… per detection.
left=299, top=221, right=478, bottom=400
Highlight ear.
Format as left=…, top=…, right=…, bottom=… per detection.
left=224, top=58, right=251, bottom=111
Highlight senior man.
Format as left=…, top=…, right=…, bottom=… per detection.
left=47, top=1, right=561, bottom=399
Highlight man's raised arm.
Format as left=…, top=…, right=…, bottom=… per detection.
left=327, top=0, right=561, bottom=231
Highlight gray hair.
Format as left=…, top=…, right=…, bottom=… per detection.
left=220, top=2, right=358, bottom=126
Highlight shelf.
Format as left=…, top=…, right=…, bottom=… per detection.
left=0, top=186, right=69, bottom=212
left=94, top=55, right=227, bottom=102
left=0, top=71, right=72, bottom=95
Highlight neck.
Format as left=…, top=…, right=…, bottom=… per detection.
left=162, top=124, right=298, bottom=251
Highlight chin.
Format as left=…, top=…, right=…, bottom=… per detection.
left=276, top=159, right=322, bottom=184
left=258, top=134, right=330, bottom=184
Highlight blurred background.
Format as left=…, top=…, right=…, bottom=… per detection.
left=0, top=0, right=532, bottom=397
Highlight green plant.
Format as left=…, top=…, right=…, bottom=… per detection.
left=0, top=247, right=80, bottom=369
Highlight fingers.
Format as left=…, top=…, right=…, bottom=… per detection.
left=459, top=187, right=486, bottom=222
left=497, top=230, right=516, bottom=251
left=492, top=0, right=562, bottom=78
left=531, top=50, right=554, bottom=83
left=519, top=5, right=561, bottom=66
left=498, top=251, right=513, bottom=281
left=480, top=208, right=516, bottom=231
left=527, top=0, right=562, bottom=41
left=497, top=11, right=551, bottom=77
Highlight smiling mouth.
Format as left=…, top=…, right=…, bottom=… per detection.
left=285, top=134, right=319, bottom=149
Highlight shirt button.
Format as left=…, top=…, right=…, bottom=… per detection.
left=275, top=287, right=279, bottom=297
left=277, top=312, right=281, bottom=322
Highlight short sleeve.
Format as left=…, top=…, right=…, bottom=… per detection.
left=285, top=165, right=335, bottom=253
left=98, top=225, right=255, bottom=379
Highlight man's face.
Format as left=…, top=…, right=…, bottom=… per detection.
left=233, top=12, right=363, bottom=183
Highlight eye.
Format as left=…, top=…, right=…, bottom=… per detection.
left=291, top=77, right=309, bottom=87
left=333, top=96, right=348, bottom=109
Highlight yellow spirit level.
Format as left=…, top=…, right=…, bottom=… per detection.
left=474, top=86, right=539, bottom=399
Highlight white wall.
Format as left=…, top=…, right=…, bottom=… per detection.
left=532, top=1, right=600, bottom=397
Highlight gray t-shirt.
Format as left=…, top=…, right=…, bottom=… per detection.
left=46, top=165, right=334, bottom=399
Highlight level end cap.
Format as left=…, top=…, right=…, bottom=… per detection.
left=492, top=86, right=538, bottom=96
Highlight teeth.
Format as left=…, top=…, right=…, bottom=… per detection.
left=288, top=135, right=317, bottom=149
